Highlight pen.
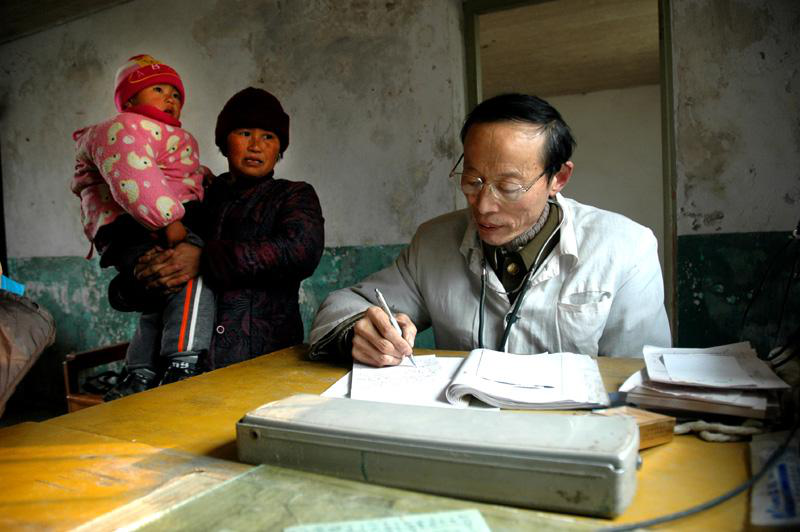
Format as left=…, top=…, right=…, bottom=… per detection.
left=374, top=288, right=417, bottom=368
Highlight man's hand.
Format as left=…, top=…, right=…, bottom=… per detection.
left=351, top=306, right=417, bottom=367
left=135, top=242, right=202, bottom=291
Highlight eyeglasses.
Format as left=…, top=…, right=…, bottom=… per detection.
left=448, top=153, right=547, bottom=203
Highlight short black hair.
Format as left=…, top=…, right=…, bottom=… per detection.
left=460, top=93, right=576, bottom=179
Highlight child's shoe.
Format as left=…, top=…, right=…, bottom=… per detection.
left=160, top=355, right=201, bottom=385
left=103, top=367, right=159, bottom=401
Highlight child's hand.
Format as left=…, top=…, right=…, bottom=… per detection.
left=164, top=221, right=187, bottom=247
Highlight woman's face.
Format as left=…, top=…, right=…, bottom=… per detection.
left=226, top=128, right=281, bottom=180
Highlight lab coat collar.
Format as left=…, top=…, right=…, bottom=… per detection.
left=459, top=195, right=579, bottom=283
left=554, top=193, right=578, bottom=270
left=460, top=212, right=485, bottom=274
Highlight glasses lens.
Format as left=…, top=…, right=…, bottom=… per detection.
left=498, top=188, right=522, bottom=202
left=451, top=168, right=536, bottom=202
left=456, top=173, right=481, bottom=195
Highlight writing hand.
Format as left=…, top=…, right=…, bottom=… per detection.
left=351, top=306, right=417, bottom=367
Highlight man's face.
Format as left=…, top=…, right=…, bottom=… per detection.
left=226, top=128, right=281, bottom=180
left=462, top=121, right=571, bottom=246
left=126, top=84, right=182, bottom=119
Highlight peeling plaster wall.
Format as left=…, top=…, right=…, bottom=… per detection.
left=0, top=0, right=463, bottom=412
left=0, top=0, right=465, bottom=259
left=672, top=0, right=800, bottom=353
left=673, top=0, right=800, bottom=235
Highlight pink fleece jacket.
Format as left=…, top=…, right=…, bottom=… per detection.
left=72, top=111, right=205, bottom=242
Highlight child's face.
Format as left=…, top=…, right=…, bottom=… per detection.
left=226, top=128, right=281, bottom=180
left=125, top=84, right=182, bottom=119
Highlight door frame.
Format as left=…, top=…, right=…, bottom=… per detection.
left=461, top=0, right=677, bottom=339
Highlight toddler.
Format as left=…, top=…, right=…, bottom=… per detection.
left=72, top=54, right=214, bottom=399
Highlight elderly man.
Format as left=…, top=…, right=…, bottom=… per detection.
left=310, top=93, right=670, bottom=367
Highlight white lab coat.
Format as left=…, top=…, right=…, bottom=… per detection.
left=310, top=194, right=671, bottom=357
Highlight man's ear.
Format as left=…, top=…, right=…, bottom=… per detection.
left=548, top=161, right=573, bottom=197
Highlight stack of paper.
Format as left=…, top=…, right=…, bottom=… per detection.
left=621, top=342, right=789, bottom=419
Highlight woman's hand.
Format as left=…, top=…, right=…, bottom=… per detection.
left=135, top=242, right=202, bottom=291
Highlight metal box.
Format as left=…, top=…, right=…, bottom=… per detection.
left=237, top=394, right=639, bottom=517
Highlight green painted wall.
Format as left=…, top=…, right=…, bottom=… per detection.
left=10, top=231, right=797, bottom=363
left=5, top=245, right=435, bottom=416
left=8, top=244, right=437, bottom=356
left=677, top=232, right=799, bottom=357
left=9, top=231, right=797, bottom=417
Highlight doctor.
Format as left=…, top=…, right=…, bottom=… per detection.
left=309, top=93, right=671, bottom=367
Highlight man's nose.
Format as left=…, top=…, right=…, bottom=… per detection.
left=474, top=185, right=499, bottom=213
left=247, top=137, right=262, bottom=151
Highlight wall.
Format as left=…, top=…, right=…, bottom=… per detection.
left=548, top=85, right=664, bottom=268
left=671, top=0, right=800, bottom=355
left=0, top=0, right=464, bottom=413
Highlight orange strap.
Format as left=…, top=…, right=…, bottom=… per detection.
left=177, top=278, right=194, bottom=352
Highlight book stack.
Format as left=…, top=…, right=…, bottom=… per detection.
left=621, top=342, right=789, bottom=419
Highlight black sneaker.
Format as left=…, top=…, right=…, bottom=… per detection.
left=103, top=368, right=159, bottom=401
left=160, top=357, right=201, bottom=385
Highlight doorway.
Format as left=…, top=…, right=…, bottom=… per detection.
left=463, top=0, right=676, bottom=331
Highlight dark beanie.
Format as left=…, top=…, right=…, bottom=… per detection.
left=215, top=87, right=290, bottom=155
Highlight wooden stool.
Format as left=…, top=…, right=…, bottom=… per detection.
left=62, top=342, right=128, bottom=412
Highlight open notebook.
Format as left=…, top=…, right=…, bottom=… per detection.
left=324, top=349, right=609, bottom=410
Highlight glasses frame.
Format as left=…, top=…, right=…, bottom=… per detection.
left=448, top=153, right=548, bottom=203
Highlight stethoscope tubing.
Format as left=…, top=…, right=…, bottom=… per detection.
left=478, top=201, right=564, bottom=351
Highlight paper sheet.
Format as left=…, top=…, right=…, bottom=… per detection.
left=662, top=353, right=755, bottom=387
left=642, top=343, right=788, bottom=390
left=475, top=350, right=560, bottom=388
left=445, top=349, right=608, bottom=409
left=347, top=355, right=469, bottom=408
left=750, top=431, right=800, bottom=526
left=321, top=371, right=351, bottom=398
left=285, top=509, right=491, bottom=532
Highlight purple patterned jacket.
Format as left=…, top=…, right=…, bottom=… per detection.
left=200, top=172, right=324, bottom=369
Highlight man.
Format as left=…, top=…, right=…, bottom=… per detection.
left=309, top=93, right=671, bottom=366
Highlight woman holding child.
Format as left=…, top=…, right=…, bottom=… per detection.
left=136, top=87, right=325, bottom=372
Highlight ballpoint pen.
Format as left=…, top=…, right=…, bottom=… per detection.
left=374, top=288, right=418, bottom=368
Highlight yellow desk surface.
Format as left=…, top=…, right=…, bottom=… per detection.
left=1, top=346, right=749, bottom=530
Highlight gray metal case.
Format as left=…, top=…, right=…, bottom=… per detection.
left=237, top=394, right=639, bottom=517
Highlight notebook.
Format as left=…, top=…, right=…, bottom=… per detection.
left=329, top=349, right=609, bottom=410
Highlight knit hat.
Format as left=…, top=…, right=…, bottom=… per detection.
left=215, top=87, right=290, bottom=155
left=114, top=54, right=186, bottom=112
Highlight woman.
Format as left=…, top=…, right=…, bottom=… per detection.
left=136, top=87, right=325, bottom=374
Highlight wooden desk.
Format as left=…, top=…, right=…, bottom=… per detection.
left=1, top=346, right=749, bottom=530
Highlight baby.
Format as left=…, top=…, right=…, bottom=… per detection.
left=72, top=54, right=214, bottom=399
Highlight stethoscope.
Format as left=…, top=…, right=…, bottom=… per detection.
left=477, top=201, right=564, bottom=351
